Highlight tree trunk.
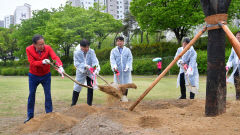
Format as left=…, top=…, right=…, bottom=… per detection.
left=146, top=32, right=149, bottom=44
left=141, top=31, right=143, bottom=43
left=114, top=32, right=119, bottom=46
left=98, top=41, right=102, bottom=49
left=200, top=0, right=231, bottom=116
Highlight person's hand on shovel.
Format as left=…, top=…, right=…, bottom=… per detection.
left=226, top=66, right=229, bottom=81
left=57, top=66, right=65, bottom=78
left=42, top=59, right=50, bottom=64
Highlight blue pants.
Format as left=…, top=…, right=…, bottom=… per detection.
left=27, top=72, right=52, bottom=118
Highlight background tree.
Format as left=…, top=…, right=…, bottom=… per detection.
left=122, top=12, right=138, bottom=46
left=0, top=26, right=18, bottom=64
left=90, top=5, right=122, bottom=49
left=44, top=4, right=122, bottom=56
left=130, top=0, right=205, bottom=44
left=14, top=9, right=52, bottom=58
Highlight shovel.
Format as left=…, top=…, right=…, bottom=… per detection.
left=48, top=62, right=92, bottom=89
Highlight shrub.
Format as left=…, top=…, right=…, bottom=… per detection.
left=1, top=68, right=17, bottom=76
left=64, top=64, right=76, bottom=76
left=99, top=61, right=113, bottom=75
left=16, top=67, right=29, bottom=76
left=96, top=48, right=113, bottom=61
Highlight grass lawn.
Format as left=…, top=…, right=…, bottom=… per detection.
left=0, top=75, right=236, bottom=117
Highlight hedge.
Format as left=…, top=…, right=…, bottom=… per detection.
left=0, top=45, right=233, bottom=76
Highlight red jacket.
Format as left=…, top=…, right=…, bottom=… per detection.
left=26, top=45, right=63, bottom=76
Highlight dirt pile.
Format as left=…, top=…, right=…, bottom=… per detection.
left=13, top=99, right=240, bottom=135
left=63, top=103, right=98, bottom=119
left=71, top=114, right=127, bottom=135
left=18, top=112, right=77, bottom=134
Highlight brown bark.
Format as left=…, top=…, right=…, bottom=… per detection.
left=200, top=0, right=231, bottom=116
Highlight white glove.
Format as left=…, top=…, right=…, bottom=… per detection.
left=42, top=59, right=50, bottom=64
left=57, top=66, right=65, bottom=78
left=85, top=65, right=90, bottom=69
left=94, top=69, right=99, bottom=75
left=58, top=66, right=64, bottom=73
left=113, top=65, right=117, bottom=70
left=186, top=67, right=193, bottom=76
left=177, top=60, right=183, bottom=67
left=124, top=65, right=129, bottom=72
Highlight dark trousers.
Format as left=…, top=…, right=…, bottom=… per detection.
left=27, top=73, right=52, bottom=118
left=180, top=73, right=195, bottom=99
left=86, top=76, right=94, bottom=105
left=157, top=69, right=162, bottom=75
left=234, top=70, right=240, bottom=100
left=180, top=73, right=186, bottom=98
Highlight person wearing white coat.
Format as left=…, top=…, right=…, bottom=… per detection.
left=175, top=38, right=199, bottom=99
left=71, top=39, right=100, bottom=106
left=110, top=36, right=133, bottom=102
left=226, top=31, right=240, bottom=100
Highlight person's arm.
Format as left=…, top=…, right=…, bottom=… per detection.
left=226, top=48, right=235, bottom=68
left=189, top=49, right=197, bottom=69
left=48, top=46, right=63, bottom=66
left=26, top=48, right=43, bottom=67
left=125, top=48, right=133, bottom=70
left=175, top=48, right=182, bottom=67
left=74, top=51, right=86, bottom=73
left=110, top=49, right=117, bottom=71
left=91, top=50, right=100, bottom=72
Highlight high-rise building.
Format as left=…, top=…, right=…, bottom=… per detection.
left=107, top=0, right=131, bottom=20
left=4, top=15, right=14, bottom=28
left=0, top=20, right=4, bottom=28
left=68, top=0, right=131, bottom=20
left=14, top=3, right=31, bottom=25
left=69, top=0, right=81, bottom=7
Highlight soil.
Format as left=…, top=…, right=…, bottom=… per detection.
left=1, top=99, right=240, bottom=135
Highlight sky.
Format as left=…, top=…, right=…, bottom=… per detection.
left=0, top=0, right=68, bottom=20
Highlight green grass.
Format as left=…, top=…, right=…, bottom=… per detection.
left=0, top=75, right=236, bottom=117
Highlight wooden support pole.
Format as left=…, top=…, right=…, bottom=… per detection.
left=129, top=27, right=207, bottom=111
left=220, top=22, right=240, bottom=59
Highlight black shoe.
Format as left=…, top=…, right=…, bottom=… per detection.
left=178, top=96, right=186, bottom=99
left=190, top=92, right=195, bottom=99
left=71, top=90, right=79, bottom=106
left=24, top=117, right=33, bottom=124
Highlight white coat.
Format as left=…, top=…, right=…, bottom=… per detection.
left=174, top=47, right=199, bottom=91
left=110, top=46, right=133, bottom=84
left=226, top=48, right=240, bottom=84
left=73, top=48, right=100, bottom=92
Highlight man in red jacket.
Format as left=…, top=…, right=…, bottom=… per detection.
left=24, top=34, right=64, bottom=123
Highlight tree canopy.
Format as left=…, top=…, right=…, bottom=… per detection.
left=130, top=0, right=239, bottom=44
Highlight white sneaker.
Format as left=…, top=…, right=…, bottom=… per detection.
left=121, top=95, right=128, bottom=102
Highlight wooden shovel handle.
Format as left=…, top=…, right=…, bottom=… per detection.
left=48, top=62, right=92, bottom=89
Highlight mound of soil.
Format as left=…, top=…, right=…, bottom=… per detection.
left=18, top=112, right=77, bottom=134
left=11, top=99, right=240, bottom=135
left=138, top=116, right=161, bottom=128
left=71, top=114, right=127, bottom=135
left=63, top=104, right=98, bottom=119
